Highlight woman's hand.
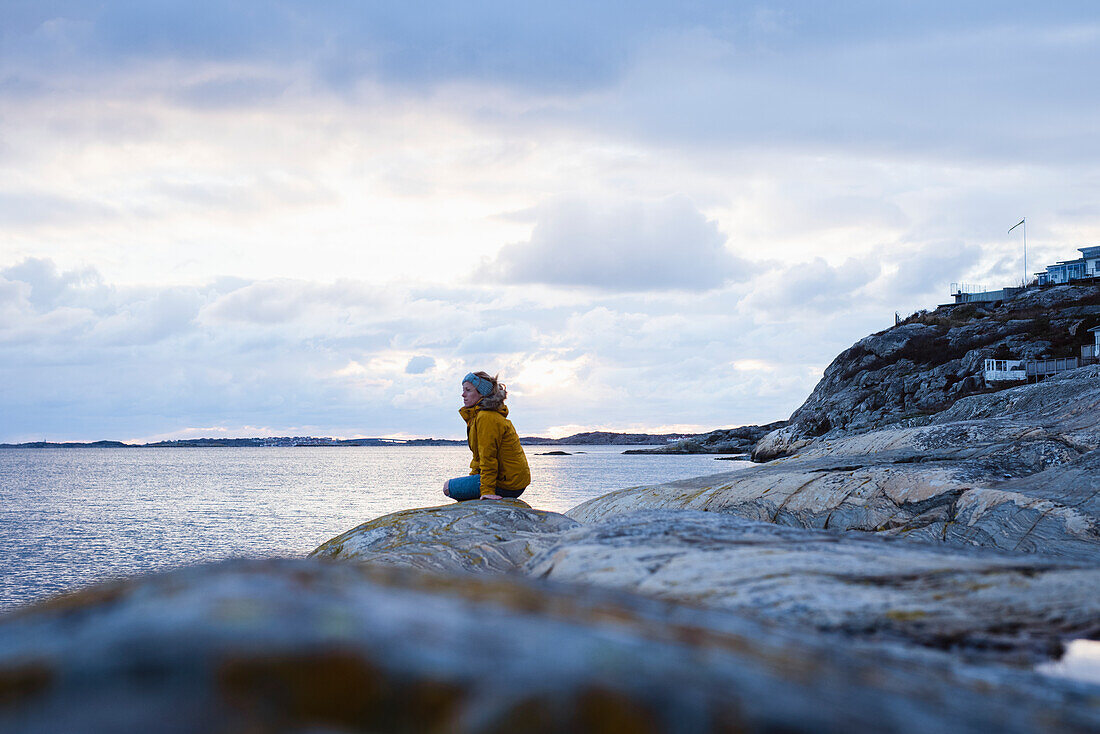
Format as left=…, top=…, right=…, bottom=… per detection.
left=480, top=494, right=502, bottom=500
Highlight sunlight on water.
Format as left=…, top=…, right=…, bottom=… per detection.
left=0, top=446, right=749, bottom=611
left=1036, top=639, right=1100, bottom=685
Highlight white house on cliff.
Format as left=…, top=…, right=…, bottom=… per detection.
left=1086, top=326, right=1100, bottom=359
left=953, top=245, right=1100, bottom=304
left=984, top=326, right=1100, bottom=384
left=1035, top=246, right=1100, bottom=285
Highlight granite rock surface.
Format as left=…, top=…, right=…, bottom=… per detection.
left=309, top=499, right=579, bottom=574
left=623, top=421, right=787, bottom=455
left=304, top=499, right=1099, bottom=662
left=526, top=510, right=1100, bottom=660
left=575, top=367, right=1100, bottom=560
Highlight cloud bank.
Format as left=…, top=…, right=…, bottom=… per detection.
left=1, top=3, right=1097, bottom=440
left=0, top=246, right=984, bottom=442
left=486, top=197, right=751, bottom=291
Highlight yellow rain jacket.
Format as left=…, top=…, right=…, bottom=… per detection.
left=460, top=403, right=531, bottom=497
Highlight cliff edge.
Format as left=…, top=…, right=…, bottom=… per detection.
left=755, top=283, right=1100, bottom=460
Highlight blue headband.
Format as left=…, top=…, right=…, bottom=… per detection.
left=463, top=373, right=494, bottom=396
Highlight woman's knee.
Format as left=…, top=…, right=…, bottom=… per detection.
left=443, top=479, right=451, bottom=497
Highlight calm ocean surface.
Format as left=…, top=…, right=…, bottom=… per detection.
left=0, top=446, right=749, bottom=611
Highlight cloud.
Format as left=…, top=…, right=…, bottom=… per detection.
left=456, top=324, right=536, bottom=356
left=201, top=280, right=312, bottom=325
left=877, top=240, right=985, bottom=298
left=6, top=3, right=1100, bottom=168
left=754, top=191, right=909, bottom=241
left=0, top=254, right=921, bottom=442
left=2, top=2, right=644, bottom=94
left=0, top=258, right=206, bottom=349
left=172, top=74, right=290, bottom=109
left=200, top=279, right=392, bottom=325
left=0, top=191, right=118, bottom=227
left=4, top=4, right=1099, bottom=294
left=485, top=196, right=752, bottom=291
left=561, top=9, right=1100, bottom=166
left=391, top=386, right=443, bottom=410
left=404, top=356, right=436, bottom=374
left=742, top=257, right=882, bottom=317
left=88, top=288, right=202, bottom=346
left=1, top=257, right=108, bottom=312
left=0, top=277, right=27, bottom=309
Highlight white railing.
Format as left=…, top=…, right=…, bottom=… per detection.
left=950, top=282, right=988, bottom=295
left=1027, top=358, right=1080, bottom=377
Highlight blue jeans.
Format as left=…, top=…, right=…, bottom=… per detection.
left=445, top=474, right=525, bottom=501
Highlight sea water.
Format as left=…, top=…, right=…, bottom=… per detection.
left=0, top=446, right=749, bottom=611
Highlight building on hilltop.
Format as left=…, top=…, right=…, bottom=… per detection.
left=951, top=245, right=1099, bottom=304
left=983, top=326, right=1100, bottom=386
left=1085, top=326, right=1100, bottom=359
left=1035, top=246, right=1100, bottom=285
left=982, top=358, right=1026, bottom=383
left=950, top=284, right=1023, bottom=304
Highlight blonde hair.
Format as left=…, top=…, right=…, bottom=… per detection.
left=471, top=371, right=507, bottom=409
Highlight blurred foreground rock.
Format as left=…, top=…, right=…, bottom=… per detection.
left=2, top=558, right=1099, bottom=734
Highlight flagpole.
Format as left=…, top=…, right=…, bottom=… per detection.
left=1009, top=218, right=1026, bottom=286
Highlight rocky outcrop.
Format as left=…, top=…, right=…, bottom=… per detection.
left=765, top=283, right=1100, bottom=456
left=522, top=430, right=697, bottom=445
left=3, top=558, right=1099, bottom=734
left=623, top=421, right=787, bottom=455
left=527, top=510, right=1100, bottom=660
left=309, top=499, right=578, bottom=574
left=574, top=367, right=1100, bottom=560
left=302, top=498, right=1100, bottom=663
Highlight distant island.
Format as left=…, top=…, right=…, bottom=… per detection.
left=0, top=430, right=699, bottom=449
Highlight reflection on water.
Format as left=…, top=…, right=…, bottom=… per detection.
left=1036, top=639, right=1100, bottom=685
left=0, top=446, right=749, bottom=611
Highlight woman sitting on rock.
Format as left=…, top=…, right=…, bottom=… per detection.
left=444, top=372, right=531, bottom=501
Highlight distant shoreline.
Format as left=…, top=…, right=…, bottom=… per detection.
left=0, top=431, right=700, bottom=449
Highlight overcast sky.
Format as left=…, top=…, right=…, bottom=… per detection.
left=2, top=2, right=1099, bottom=442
